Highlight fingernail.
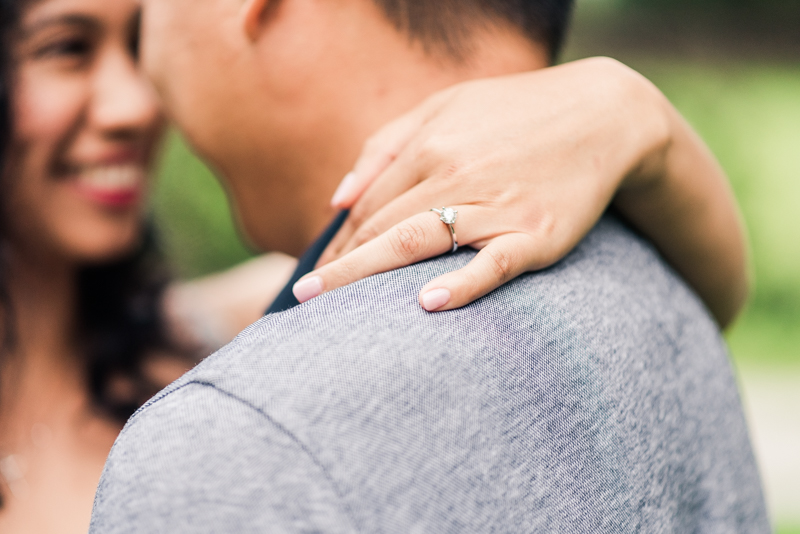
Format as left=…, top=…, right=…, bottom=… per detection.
left=293, top=276, right=324, bottom=303
left=421, top=288, right=451, bottom=312
left=331, top=171, right=357, bottom=208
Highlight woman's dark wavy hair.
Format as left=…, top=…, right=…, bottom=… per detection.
left=0, top=0, right=15, bottom=351
left=0, top=0, right=173, bottom=423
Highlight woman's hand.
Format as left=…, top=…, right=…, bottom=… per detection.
left=294, top=57, right=748, bottom=327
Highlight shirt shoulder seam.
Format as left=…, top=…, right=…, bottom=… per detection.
left=123, top=379, right=361, bottom=533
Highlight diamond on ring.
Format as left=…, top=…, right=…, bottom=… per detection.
left=438, top=207, right=458, bottom=225
left=430, top=207, right=459, bottom=253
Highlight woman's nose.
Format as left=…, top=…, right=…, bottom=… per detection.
left=90, top=48, right=162, bottom=139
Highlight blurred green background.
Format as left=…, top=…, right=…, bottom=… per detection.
left=150, top=0, right=799, bottom=529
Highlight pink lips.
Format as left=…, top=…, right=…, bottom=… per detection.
left=73, top=182, right=141, bottom=208
left=69, top=162, right=146, bottom=209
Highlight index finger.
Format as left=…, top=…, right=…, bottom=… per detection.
left=329, top=86, right=457, bottom=210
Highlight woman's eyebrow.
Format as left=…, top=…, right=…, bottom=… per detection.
left=21, top=14, right=101, bottom=38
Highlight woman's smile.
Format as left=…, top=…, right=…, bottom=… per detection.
left=67, top=162, right=146, bottom=209
left=5, top=0, right=164, bottom=262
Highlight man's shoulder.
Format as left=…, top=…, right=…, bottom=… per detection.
left=96, top=216, right=768, bottom=532
left=195, top=216, right=701, bottom=371
left=168, top=215, right=710, bottom=409
left=135, top=215, right=719, bottom=458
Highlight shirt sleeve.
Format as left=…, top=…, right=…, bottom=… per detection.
left=89, top=382, right=357, bottom=534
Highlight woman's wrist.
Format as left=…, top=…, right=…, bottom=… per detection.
left=608, top=59, right=675, bottom=193
left=609, top=70, right=750, bottom=327
left=562, top=57, right=674, bottom=202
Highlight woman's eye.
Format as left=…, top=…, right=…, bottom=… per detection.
left=35, top=37, right=93, bottom=65
left=128, top=30, right=140, bottom=62
left=129, top=11, right=141, bottom=62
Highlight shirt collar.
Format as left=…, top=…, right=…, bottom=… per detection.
left=265, top=210, right=350, bottom=314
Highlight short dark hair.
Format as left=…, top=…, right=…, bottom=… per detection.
left=372, top=0, right=575, bottom=63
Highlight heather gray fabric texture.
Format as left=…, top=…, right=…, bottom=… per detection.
left=90, top=217, right=769, bottom=533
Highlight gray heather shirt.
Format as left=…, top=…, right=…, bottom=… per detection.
left=90, top=217, right=769, bottom=533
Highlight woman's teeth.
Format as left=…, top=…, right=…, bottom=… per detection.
left=76, top=164, right=143, bottom=192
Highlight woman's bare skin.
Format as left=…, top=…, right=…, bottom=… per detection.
left=0, top=0, right=291, bottom=531
left=0, top=256, right=123, bottom=533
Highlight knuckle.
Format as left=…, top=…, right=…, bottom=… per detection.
left=437, top=161, right=464, bottom=182
left=521, top=208, right=557, bottom=239
left=412, top=136, right=474, bottom=185
left=588, top=55, right=623, bottom=71
left=336, top=258, right=362, bottom=284
left=460, top=269, right=486, bottom=299
left=416, top=134, right=451, bottom=163
left=351, top=222, right=382, bottom=248
left=535, top=211, right=558, bottom=239
left=348, top=202, right=370, bottom=228
left=362, top=134, right=384, bottom=156
left=320, top=257, right=358, bottom=290
left=484, top=247, right=516, bottom=283
left=389, top=220, right=427, bottom=261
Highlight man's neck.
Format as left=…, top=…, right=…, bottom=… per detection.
left=229, top=15, right=548, bottom=256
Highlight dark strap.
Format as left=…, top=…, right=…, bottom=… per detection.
left=265, top=210, right=350, bottom=314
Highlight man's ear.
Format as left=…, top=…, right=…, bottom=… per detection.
left=241, top=0, right=271, bottom=42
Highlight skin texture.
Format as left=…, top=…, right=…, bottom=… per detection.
left=303, top=58, right=749, bottom=327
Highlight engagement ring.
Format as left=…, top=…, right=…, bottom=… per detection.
left=431, top=207, right=459, bottom=253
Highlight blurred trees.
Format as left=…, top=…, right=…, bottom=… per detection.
left=621, top=0, right=797, bottom=9
left=567, top=0, right=800, bottom=62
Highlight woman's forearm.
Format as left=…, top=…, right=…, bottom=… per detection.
left=163, top=253, right=298, bottom=356
left=615, top=88, right=749, bottom=328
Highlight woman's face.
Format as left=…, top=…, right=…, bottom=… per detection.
left=7, top=0, right=163, bottom=263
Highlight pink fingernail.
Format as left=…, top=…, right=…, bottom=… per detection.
left=293, top=276, right=324, bottom=303
left=421, top=288, right=451, bottom=312
left=331, top=171, right=357, bottom=208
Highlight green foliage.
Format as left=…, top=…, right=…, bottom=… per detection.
left=151, top=132, right=254, bottom=279
left=635, top=62, right=800, bottom=366
left=618, top=0, right=796, bottom=9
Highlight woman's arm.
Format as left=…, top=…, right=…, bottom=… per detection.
left=163, top=253, right=297, bottom=356
left=613, top=97, right=748, bottom=327
left=294, top=57, right=748, bottom=328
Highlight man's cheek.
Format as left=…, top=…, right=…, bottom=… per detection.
left=140, top=7, right=170, bottom=100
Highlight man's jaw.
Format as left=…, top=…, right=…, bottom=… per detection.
left=227, top=169, right=342, bottom=257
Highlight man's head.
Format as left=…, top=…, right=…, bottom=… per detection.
left=371, top=0, right=573, bottom=62
left=141, top=0, right=574, bottom=255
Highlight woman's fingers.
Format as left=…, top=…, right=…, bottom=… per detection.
left=319, top=142, right=480, bottom=267
left=319, top=148, right=429, bottom=266
left=417, top=233, right=536, bottom=312
left=338, top=172, right=470, bottom=258
left=329, top=87, right=456, bottom=210
left=295, top=208, right=473, bottom=303
left=300, top=224, right=545, bottom=313
left=329, top=117, right=418, bottom=209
